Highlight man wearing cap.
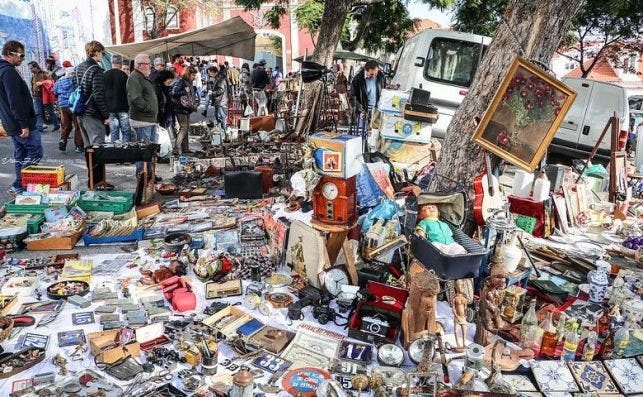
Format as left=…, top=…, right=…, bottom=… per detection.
left=104, top=54, right=132, bottom=142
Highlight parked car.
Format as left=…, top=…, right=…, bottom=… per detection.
left=390, top=28, right=491, bottom=138
left=550, top=78, right=630, bottom=162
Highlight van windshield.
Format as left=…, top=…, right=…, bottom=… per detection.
left=424, top=38, right=485, bottom=88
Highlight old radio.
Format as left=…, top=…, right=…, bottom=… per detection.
left=312, top=176, right=356, bottom=225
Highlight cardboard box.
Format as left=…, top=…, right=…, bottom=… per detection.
left=26, top=230, right=83, bottom=251
left=377, top=89, right=409, bottom=114
left=380, top=112, right=432, bottom=144
left=88, top=329, right=140, bottom=364
left=308, top=132, right=362, bottom=179
left=135, top=203, right=161, bottom=218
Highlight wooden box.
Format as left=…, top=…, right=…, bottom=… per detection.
left=26, top=230, right=83, bottom=251
left=205, top=279, right=242, bottom=299
left=88, top=329, right=140, bottom=364
left=308, top=132, right=363, bottom=179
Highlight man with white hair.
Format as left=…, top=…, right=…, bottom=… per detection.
left=150, top=57, right=165, bottom=82
left=126, top=53, right=159, bottom=180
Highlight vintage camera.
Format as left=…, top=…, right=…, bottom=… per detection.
left=312, top=305, right=337, bottom=325
left=360, top=315, right=390, bottom=337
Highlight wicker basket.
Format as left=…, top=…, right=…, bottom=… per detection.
left=0, top=316, right=14, bottom=342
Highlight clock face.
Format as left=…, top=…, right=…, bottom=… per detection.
left=324, top=268, right=349, bottom=296
left=259, top=301, right=273, bottom=316
left=377, top=344, right=404, bottom=367
left=322, top=182, right=339, bottom=200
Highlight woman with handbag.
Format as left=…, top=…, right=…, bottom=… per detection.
left=170, top=66, right=198, bottom=155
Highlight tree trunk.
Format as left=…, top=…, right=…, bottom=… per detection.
left=295, top=0, right=353, bottom=135
left=433, top=0, right=584, bottom=194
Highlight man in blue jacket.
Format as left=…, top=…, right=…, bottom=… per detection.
left=0, top=40, right=43, bottom=195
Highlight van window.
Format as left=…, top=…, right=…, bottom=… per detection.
left=424, top=38, right=485, bottom=87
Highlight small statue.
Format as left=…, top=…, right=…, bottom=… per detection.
left=452, top=279, right=469, bottom=352
left=480, top=275, right=507, bottom=332
left=402, top=263, right=441, bottom=347
left=289, top=235, right=307, bottom=278
left=52, top=353, right=68, bottom=376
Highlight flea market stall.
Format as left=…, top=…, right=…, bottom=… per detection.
left=0, top=56, right=641, bottom=397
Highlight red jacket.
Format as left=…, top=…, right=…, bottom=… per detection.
left=41, top=80, right=56, bottom=105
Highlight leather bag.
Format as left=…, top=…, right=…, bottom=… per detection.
left=224, top=171, right=263, bottom=199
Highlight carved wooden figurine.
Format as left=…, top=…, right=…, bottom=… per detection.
left=402, top=266, right=441, bottom=348
left=480, top=275, right=507, bottom=331
left=452, top=279, right=469, bottom=352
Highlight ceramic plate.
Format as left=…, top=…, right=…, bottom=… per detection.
left=604, top=358, right=643, bottom=394
left=532, top=360, right=580, bottom=392
left=568, top=361, right=620, bottom=394
left=504, top=375, right=538, bottom=391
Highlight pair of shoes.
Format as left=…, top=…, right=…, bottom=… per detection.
left=7, top=187, right=23, bottom=196
left=95, top=183, right=115, bottom=191
left=201, top=111, right=207, bottom=117
left=154, top=176, right=162, bottom=182
left=75, top=147, right=83, bottom=153
left=58, top=139, right=67, bottom=152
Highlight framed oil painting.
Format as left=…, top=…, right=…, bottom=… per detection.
left=473, top=57, right=577, bottom=171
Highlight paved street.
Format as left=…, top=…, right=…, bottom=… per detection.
left=0, top=109, right=212, bottom=258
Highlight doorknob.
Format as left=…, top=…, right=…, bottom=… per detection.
left=582, top=125, right=590, bottom=135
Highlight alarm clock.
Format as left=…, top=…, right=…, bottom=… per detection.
left=312, top=176, right=356, bottom=225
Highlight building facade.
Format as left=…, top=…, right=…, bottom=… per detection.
left=107, top=0, right=315, bottom=73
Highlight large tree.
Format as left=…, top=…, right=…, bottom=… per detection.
left=431, top=0, right=584, bottom=195
left=557, top=0, right=642, bottom=78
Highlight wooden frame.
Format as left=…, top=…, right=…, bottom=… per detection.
left=473, top=57, right=577, bottom=171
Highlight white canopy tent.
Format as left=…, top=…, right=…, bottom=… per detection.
left=105, top=16, right=256, bottom=60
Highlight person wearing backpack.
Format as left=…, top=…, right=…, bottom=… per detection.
left=0, top=41, right=43, bottom=195
left=74, top=41, right=112, bottom=189
left=74, top=41, right=109, bottom=146
left=54, top=62, right=83, bottom=152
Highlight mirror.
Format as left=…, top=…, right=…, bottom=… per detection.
left=414, top=57, right=425, bottom=67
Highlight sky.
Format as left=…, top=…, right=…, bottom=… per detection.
left=407, top=0, right=454, bottom=27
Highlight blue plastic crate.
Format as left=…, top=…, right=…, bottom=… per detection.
left=82, top=228, right=144, bottom=246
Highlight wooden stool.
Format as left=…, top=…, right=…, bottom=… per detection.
left=311, top=219, right=358, bottom=285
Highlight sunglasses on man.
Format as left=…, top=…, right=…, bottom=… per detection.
left=10, top=51, right=25, bottom=59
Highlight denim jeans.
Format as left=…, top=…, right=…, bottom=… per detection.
left=109, top=112, right=132, bottom=142
left=11, top=130, right=43, bottom=189
left=34, top=98, right=44, bottom=131
left=203, top=92, right=212, bottom=114
left=135, top=125, right=157, bottom=175
left=215, top=105, right=227, bottom=132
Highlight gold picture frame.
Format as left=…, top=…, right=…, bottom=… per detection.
left=473, top=57, right=577, bottom=171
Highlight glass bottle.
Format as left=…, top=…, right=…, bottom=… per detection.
left=539, top=311, right=558, bottom=358
left=562, top=322, right=580, bottom=361
left=519, top=299, right=540, bottom=351
left=582, top=331, right=597, bottom=361
left=553, top=312, right=567, bottom=359
left=597, top=308, right=611, bottom=339
left=613, top=318, right=631, bottom=358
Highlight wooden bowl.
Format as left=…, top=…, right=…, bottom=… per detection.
left=156, top=182, right=177, bottom=195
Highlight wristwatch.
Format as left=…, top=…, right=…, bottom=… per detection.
left=266, top=292, right=293, bottom=309
left=377, top=344, right=404, bottom=367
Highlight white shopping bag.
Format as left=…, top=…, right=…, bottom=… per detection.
left=155, top=126, right=172, bottom=158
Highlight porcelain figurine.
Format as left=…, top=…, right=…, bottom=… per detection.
left=588, top=260, right=610, bottom=304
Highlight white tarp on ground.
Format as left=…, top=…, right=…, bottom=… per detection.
left=105, top=16, right=256, bottom=60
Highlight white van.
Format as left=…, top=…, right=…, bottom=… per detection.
left=550, top=78, right=629, bottom=161
left=390, top=29, right=492, bottom=138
